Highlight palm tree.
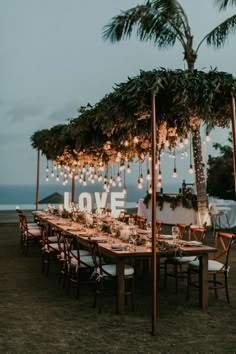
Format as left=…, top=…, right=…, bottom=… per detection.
left=204, top=0, right=236, bottom=47
left=102, top=0, right=236, bottom=225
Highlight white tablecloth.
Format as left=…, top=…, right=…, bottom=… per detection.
left=137, top=198, right=199, bottom=225
left=208, top=198, right=236, bottom=228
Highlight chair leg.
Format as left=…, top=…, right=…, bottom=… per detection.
left=213, top=274, right=218, bottom=298
left=131, top=277, right=134, bottom=312
left=224, top=272, right=230, bottom=304
left=174, top=264, right=178, bottom=294
left=186, top=268, right=191, bottom=301
left=164, top=260, right=167, bottom=288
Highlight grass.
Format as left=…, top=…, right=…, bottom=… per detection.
left=0, top=221, right=236, bottom=353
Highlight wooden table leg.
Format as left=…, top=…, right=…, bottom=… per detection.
left=199, top=253, right=208, bottom=310
left=116, top=261, right=125, bottom=314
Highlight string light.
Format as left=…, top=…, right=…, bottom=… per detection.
left=172, top=167, right=177, bottom=178
left=126, top=164, right=131, bottom=174
left=184, top=134, right=189, bottom=144
left=172, top=150, right=177, bottom=178
left=189, top=133, right=194, bottom=174
left=205, top=131, right=210, bottom=142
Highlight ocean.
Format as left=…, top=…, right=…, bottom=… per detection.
left=0, top=182, right=178, bottom=211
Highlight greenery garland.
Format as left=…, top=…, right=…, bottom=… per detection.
left=143, top=192, right=198, bottom=211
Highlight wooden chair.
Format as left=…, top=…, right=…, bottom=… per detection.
left=164, top=224, right=205, bottom=292
left=187, top=231, right=235, bottom=303
left=41, top=225, right=63, bottom=276
left=88, top=240, right=134, bottom=313
left=20, top=214, right=42, bottom=256
left=65, top=235, right=93, bottom=299
left=17, top=210, right=40, bottom=250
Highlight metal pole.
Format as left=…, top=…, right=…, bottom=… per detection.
left=151, top=94, right=157, bottom=336
left=230, top=96, right=236, bottom=198
left=35, top=149, right=40, bottom=211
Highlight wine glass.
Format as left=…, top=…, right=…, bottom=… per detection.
left=129, top=230, right=137, bottom=251
left=110, top=224, right=117, bottom=243
left=171, top=226, right=179, bottom=245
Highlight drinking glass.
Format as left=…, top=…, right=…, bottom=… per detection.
left=172, top=226, right=179, bottom=245
left=129, top=230, right=137, bottom=251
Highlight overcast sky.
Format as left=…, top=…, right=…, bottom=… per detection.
left=0, top=0, right=235, bottom=187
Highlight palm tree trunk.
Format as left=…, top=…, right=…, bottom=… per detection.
left=192, top=127, right=208, bottom=226
left=186, top=53, right=208, bottom=226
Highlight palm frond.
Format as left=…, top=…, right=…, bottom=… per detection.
left=215, top=0, right=236, bottom=10
left=206, top=14, right=236, bottom=47
left=102, top=0, right=189, bottom=49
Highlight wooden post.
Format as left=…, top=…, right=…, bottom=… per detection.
left=231, top=96, right=236, bottom=198
left=71, top=172, right=75, bottom=203
left=151, top=94, right=157, bottom=336
left=35, top=149, right=40, bottom=211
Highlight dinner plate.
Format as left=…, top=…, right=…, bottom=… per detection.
left=137, top=229, right=151, bottom=235
left=182, top=241, right=203, bottom=247
left=91, top=237, right=107, bottom=243
left=111, top=244, right=129, bottom=251
left=158, top=234, right=173, bottom=240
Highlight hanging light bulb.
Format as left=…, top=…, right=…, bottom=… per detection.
left=94, top=172, right=98, bottom=180
left=74, top=173, right=79, bottom=180
left=157, top=179, right=162, bottom=188
left=137, top=178, right=143, bottom=189
left=83, top=177, right=87, bottom=186
left=118, top=181, right=122, bottom=187
left=119, top=163, right=125, bottom=171
left=184, top=134, right=189, bottom=144
left=117, top=172, right=121, bottom=182
left=51, top=170, right=54, bottom=177
left=165, top=140, right=170, bottom=148
left=98, top=174, right=102, bottom=182
left=46, top=163, right=49, bottom=173
left=140, top=173, right=144, bottom=183
left=158, top=170, right=162, bottom=181
left=112, top=178, right=116, bottom=187
left=148, top=184, right=152, bottom=194
left=146, top=169, right=151, bottom=181
left=45, top=175, right=49, bottom=182
left=205, top=132, right=211, bottom=142
left=189, top=164, right=193, bottom=174
left=172, top=167, right=177, bottom=178
left=179, top=138, right=184, bottom=148
left=56, top=175, right=59, bottom=182
left=123, top=185, right=127, bottom=195
left=91, top=177, right=95, bottom=184
left=126, top=164, right=131, bottom=174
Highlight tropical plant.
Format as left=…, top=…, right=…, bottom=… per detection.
left=207, top=134, right=235, bottom=199
left=103, top=0, right=236, bottom=224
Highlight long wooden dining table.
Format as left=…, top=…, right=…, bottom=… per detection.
left=33, top=211, right=216, bottom=314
